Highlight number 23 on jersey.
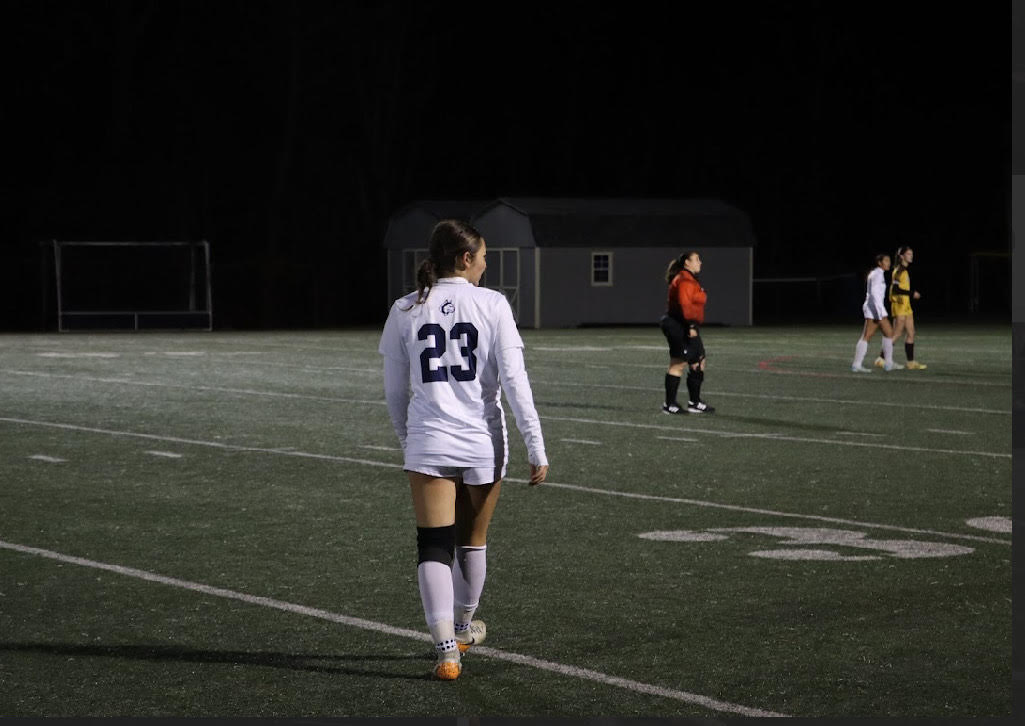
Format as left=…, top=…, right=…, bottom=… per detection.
left=418, top=322, right=479, bottom=383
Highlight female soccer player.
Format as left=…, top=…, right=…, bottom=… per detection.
left=378, top=219, right=549, bottom=681
left=659, top=251, right=714, bottom=413
left=874, top=245, right=927, bottom=369
left=851, top=253, right=903, bottom=372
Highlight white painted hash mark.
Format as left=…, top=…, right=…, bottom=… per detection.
left=144, top=451, right=182, bottom=458
left=37, top=352, right=119, bottom=358
left=656, top=435, right=700, bottom=443
left=0, top=539, right=786, bottom=718
left=927, top=429, right=972, bottom=435
left=359, top=445, right=402, bottom=451
left=560, top=438, right=602, bottom=445
left=966, top=516, right=1011, bottom=533
left=749, top=549, right=880, bottom=561
left=29, top=455, right=66, bottom=463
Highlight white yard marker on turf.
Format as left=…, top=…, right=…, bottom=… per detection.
left=657, top=435, right=700, bottom=443
left=926, top=429, right=973, bottom=435
left=360, top=445, right=402, bottom=451
left=560, top=438, right=602, bottom=445
left=0, top=539, right=786, bottom=718
left=144, top=450, right=182, bottom=458
left=29, top=455, right=66, bottom=463
left=501, top=478, right=1011, bottom=547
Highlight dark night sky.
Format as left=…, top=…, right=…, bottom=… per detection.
left=1, top=1, right=1009, bottom=329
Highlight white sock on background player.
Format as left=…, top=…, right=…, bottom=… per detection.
left=852, top=339, right=868, bottom=368
left=881, top=336, right=894, bottom=365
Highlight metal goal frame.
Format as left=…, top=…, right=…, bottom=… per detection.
left=53, top=240, right=213, bottom=332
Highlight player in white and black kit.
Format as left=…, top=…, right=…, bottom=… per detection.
left=378, top=219, right=548, bottom=681
left=850, top=253, right=903, bottom=372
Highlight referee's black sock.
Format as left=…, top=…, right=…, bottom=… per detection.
left=664, top=373, right=681, bottom=406
left=905, top=342, right=914, bottom=361
left=686, top=376, right=701, bottom=405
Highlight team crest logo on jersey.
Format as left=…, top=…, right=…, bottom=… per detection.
left=440, top=299, right=454, bottom=315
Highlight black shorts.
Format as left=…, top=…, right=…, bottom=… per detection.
left=660, top=314, right=705, bottom=364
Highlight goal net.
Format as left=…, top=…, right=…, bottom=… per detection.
left=53, top=240, right=213, bottom=331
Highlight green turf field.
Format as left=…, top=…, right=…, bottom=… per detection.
left=0, top=325, right=1011, bottom=717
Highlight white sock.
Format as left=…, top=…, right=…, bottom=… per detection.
left=452, top=545, right=487, bottom=630
left=881, top=336, right=894, bottom=364
left=853, top=339, right=868, bottom=367
left=417, top=561, right=457, bottom=653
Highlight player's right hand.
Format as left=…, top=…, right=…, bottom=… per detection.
left=528, top=463, right=548, bottom=486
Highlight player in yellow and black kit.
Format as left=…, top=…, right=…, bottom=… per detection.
left=874, top=246, right=927, bottom=369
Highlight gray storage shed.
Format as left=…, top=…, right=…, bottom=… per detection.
left=382, top=197, right=756, bottom=328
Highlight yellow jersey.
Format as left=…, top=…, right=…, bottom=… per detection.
left=889, top=268, right=913, bottom=316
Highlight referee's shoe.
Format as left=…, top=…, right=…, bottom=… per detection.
left=687, top=400, right=715, bottom=414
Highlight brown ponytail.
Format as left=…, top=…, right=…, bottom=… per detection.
left=404, top=219, right=484, bottom=309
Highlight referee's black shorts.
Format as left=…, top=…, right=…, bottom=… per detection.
left=659, top=314, right=705, bottom=364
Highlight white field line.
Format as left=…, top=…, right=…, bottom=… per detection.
left=188, top=358, right=380, bottom=374
left=0, top=417, right=402, bottom=468
left=29, top=455, right=66, bottom=463
left=1, top=367, right=1008, bottom=417
left=0, top=416, right=1009, bottom=547
left=0, top=368, right=1010, bottom=455
left=197, top=339, right=381, bottom=355
left=0, top=539, right=786, bottom=718
left=527, top=360, right=1011, bottom=388
left=210, top=360, right=380, bottom=374
left=657, top=435, right=700, bottom=443
left=1, top=370, right=384, bottom=407
left=927, top=429, right=972, bottom=435
left=560, top=438, right=603, bottom=445
left=144, top=450, right=183, bottom=458
left=531, top=379, right=1010, bottom=414
left=540, top=415, right=1011, bottom=460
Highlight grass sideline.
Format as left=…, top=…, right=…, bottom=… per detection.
left=0, top=324, right=1011, bottom=717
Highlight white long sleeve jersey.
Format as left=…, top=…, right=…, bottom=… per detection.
left=378, top=277, right=547, bottom=469
left=862, top=267, right=887, bottom=320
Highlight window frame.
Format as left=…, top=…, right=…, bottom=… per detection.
left=590, top=251, right=613, bottom=287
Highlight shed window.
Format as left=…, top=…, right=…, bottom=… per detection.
left=591, top=252, right=613, bottom=286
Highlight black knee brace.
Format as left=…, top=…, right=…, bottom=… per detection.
left=416, top=525, right=455, bottom=566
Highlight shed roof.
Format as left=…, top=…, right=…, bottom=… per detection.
left=382, top=200, right=488, bottom=249
left=474, top=197, right=757, bottom=248
left=384, top=197, right=757, bottom=249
